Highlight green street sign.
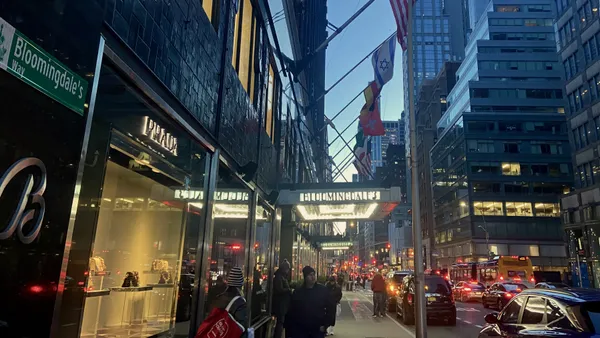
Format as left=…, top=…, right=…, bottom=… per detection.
left=0, top=17, right=89, bottom=115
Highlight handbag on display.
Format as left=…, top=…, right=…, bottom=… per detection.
left=159, top=271, right=172, bottom=284
left=152, top=259, right=169, bottom=272
left=122, top=271, right=140, bottom=287
left=89, top=256, right=106, bottom=273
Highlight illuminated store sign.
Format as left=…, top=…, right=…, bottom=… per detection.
left=174, top=189, right=249, bottom=202
left=320, top=242, right=353, bottom=251
left=300, top=191, right=381, bottom=202
left=142, top=116, right=178, bottom=156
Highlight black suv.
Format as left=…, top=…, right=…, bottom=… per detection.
left=395, top=274, right=456, bottom=326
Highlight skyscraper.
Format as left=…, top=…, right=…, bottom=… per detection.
left=430, top=0, right=571, bottom=270
left=371, top=120, right=402, bottom=174
left=556, top=0, right=600, bottom=287
left=403, top=0, right=467, bottom=200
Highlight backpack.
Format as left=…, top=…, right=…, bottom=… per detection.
left=195, top=296, right=245, bottom=338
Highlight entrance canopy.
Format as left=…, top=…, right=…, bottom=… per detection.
left=278, top=183, right=402, bottom=222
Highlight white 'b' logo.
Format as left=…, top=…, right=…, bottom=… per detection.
left=0, top=158, right=46, bottom=244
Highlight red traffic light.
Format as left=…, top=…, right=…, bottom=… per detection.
left=387, top=243, right=391, bottom=249
left=354, top=256, right=358, bottom=261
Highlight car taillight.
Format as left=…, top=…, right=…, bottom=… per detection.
left=407, top=293, right=414, bottom=305
left=530, top=277, right=535, bottom=283
left=29, top=285, right=44, bottom=293
left=499, top=276, right=504, bottom=281
left=504, top=293, right=513, bottom=298
left=464, top=287, right=472, bottom=292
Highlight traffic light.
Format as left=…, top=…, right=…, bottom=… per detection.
left=354, top=256, right=358, bottom=261
left=387, top=243, right=391, bottom=249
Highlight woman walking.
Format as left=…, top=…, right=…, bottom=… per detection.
left=326, top=276, right=343, bottom=336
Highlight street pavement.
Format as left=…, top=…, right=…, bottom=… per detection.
left=335, top=288, right=495, bottom=338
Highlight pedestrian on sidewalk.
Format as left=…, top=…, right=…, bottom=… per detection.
left=325, top=276, right=342, bottom=336
left=371, top=272, right=386, bottom=318
left=285, top=266, right=335, bottom=338
left=272, top=259, right=292, bottom=338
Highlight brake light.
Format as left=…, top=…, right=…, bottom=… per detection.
left=445, top=275, right=450, bottom=280
left=516, top=288, right=522, bottom=292
left=407, top=293, right=414, bottom=305
left=464, top=287, right=472, bottom=292
left=505, top=293, right=513, bottom=298
left=530, top=277, right=535, bottom=283
left=499, top=276, right=504, bottom=281
left=29, top=285, right=44, bottom=293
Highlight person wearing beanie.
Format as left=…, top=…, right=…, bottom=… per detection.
left=273, top=259, right=292, bottom=338
left=285, top=266, right=335, bottom=338
left=212, top=267, right=248, bottom=329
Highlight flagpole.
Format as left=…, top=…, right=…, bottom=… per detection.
left=330, top=125, right=374, bottom=180
left=328, top=115, right=359, bottom=147
left=407, top=0, right=427, bottom=335
left=313, top=31, right=397, bottom=119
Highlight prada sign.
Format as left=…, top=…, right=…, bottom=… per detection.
left=142, top=116, right=178, bottom=156
left=300, top=191, right=381, bottom=202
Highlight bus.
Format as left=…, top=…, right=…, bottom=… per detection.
left=449, top=256, right=535, bottom=287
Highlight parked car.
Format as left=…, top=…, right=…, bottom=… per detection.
left=396, top=274, right=456, bottom=326
left=535, top=282, right=569, bottom=289
left=482, top=282, right=528, bottom=310
left=479, top=288, right=600, bottom=338
left=453, top=281, right=485, bottom=302
left=386, top=271, right=412, bottom=312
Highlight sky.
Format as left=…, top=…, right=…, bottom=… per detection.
left=270, top=0, right=405, bottom=182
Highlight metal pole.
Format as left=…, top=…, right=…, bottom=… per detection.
left=576, top=253, right=583, bottom=287
left=407, top=0, right=427, bottom=334
left=328, top=115, right=359, bottom=146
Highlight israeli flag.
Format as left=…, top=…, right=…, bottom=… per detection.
left=372, top=36, right=396, bottom=89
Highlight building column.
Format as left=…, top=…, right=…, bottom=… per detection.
left=279, top=206, right=296, bottom=279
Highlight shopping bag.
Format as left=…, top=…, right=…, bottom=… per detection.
left=336, top=303, right=342, bottom=317
left=195, top=296, right=244, bottom=338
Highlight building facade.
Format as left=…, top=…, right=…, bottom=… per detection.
left=556, top=0, right=600, bottom=288
left=0, top=0, right=321, bottom=337
left=371, top=120, right=402, bottom=173
left=430, top=0, right=571, bottom=271
left=416, top=61, right=462, bottom=269
left=403, top=0, right=467, bottom=200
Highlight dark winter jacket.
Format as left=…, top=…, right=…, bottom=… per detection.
left=272, top=269, right=291, bottom=317
left=371, top=273, right=386, bottom=293
left=326, top=281, right=342, bottom=304
left=285, top=283, right=335, bottom=333
left=212, top=287, right=248, bottom=327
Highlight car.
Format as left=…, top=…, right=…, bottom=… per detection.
left=396, top=274, right=456, bottom=326
left=479, top=288, right=600, bottom=338
left=453, top=281, right=485, bottom=302
left=386, top=271, right=412, bottom=312
left=535, top=282, right=569, bottom=289
left=482, top=282, right=528, bottom=310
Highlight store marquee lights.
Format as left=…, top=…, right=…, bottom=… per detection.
left=296, top=203, right=378, bottom=221
left=174, top=189, right=249, bottom=202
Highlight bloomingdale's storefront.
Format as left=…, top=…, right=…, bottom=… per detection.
left=0, top=17, right=280, bottom=338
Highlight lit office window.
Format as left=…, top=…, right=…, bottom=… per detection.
left=473, top=201, right=504, bottom=216
left=534, top=203, right=560, bottom=217
left=505, top=202, right=533, bottom=217
left=502, top=162, right=521, bottom=176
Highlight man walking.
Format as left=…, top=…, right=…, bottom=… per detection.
left=272, top=260, right=292, bottom=338
left=371, top=272, right=386, bottom=318
left=285, top=266, right=335, bottom=338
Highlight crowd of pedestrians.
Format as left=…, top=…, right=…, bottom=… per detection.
left=199, top=262, right=388, bottom=338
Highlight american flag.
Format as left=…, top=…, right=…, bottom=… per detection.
left=389, top=0, right=416, bottom=50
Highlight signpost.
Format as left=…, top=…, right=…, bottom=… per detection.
left=0, top=17, right=89, bottom=115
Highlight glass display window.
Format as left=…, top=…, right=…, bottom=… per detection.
left=80, top=144, right=188, bottom=338
left=250, top=203, right=273, bottom=323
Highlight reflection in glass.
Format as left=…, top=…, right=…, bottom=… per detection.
left=251, top=205, right=272, bottom=323
left=80, top=160, right=185, bottom=337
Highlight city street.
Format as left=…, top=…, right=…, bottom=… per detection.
left=337, top=289, right=495, bottom=338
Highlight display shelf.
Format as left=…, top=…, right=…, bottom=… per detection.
left=147, top=283, right=175, bottom=288
left=111, top=286, right=153, bottom=292
left=86, top=289, right=111, bottom=297
left=91, top=271, right=111, bottom=276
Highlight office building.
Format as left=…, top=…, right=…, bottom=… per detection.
left=416, top=61, right=462, bottom=268
left=403, top=0, right=468, bottom=200
left=429, top=0, right=571, bottom=271
left=371, top=120, right=402, bottom=173
left=466, top=0, right=491, bottom=42
left=556, top=0, right=600, bottom=288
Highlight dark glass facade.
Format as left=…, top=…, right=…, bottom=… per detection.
left=430, top=0, right=572, bottom=272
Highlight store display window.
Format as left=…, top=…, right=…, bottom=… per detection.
left=203, top=175, right=252, bottom=327
left=71, top=64, right=210, bottom=338
left=250, top=203, right=273, bottom=323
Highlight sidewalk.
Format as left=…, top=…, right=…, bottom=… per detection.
left=332, top=291, right=414, bottom=338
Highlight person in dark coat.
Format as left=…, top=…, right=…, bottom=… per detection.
left=272, top=259, right=292, bottom=338
left=325, top=277, right=342, bottom=336
left=211, top=267, right=247, bottom=328
left=285, top=266, right=335, bottom=338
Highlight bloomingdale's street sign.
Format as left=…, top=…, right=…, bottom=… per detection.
left=299, top=191, right=381, bottom=202
left=0, top=17, right=89, bottom=115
